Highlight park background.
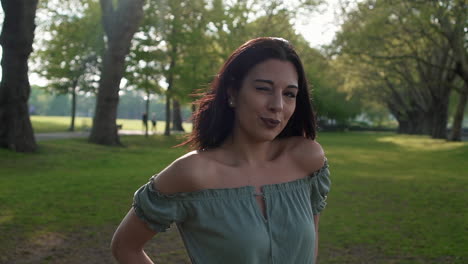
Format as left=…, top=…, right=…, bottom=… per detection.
left=0, top=0, right=467, bottom=263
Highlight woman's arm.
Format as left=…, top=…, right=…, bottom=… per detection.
left=111, top=152, right=203, bottom=263
left=314, top=214, right=320, bottom=263
left=111, top=209, right=158, bottom=264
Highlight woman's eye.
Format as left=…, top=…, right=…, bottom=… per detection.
left=284, top=92, right=297, bottom=98
left=256, top=87, right=271, bottom=92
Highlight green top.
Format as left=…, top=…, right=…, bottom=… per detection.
left=133, top=160, right=331, bottom=264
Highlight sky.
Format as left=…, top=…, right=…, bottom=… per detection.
left=294, top=0, right=344, bottom=48
left=0, top=0, right=351, bottom=87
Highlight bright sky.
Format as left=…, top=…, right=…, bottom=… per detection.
left=0, top=0, right=351, bottom=86
left=294, top=0, right=344, bottom=48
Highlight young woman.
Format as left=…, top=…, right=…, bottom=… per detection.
left=111, top=37, right=331, bottom=264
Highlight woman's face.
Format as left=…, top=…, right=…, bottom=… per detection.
left=231, top=59, right=298, bottom=142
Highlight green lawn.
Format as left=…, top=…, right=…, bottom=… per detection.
left=31, top=115, right=192, bottom=133
left=0, top=132, right=467, bottom=263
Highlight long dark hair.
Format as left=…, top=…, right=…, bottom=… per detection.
left=182, top=37, right=316, bottom=150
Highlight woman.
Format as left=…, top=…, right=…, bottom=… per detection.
left=111, top=37, right=331, bottom=264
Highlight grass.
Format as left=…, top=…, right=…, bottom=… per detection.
left=318, top=132, right=468, bottom=263
left=31, top=115, right=192, bottom=133
left=0, top=132, right=467, bottom=263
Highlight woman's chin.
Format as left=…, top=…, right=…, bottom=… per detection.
left=253, top=130, right=281, bottom=142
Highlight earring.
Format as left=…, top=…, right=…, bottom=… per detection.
left=228, top=99, right=235, bottom=107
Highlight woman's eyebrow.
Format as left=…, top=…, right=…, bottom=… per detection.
left=254, top=79, right=274, bottom=85
left=254, top=79, right=298, bottom=89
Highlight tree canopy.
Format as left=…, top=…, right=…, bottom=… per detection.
left=331, top=0, right=467, bottom=139
left=6, top=0, right=465, bottom=151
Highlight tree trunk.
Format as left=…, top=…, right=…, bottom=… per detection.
left=450, top=88, right=468, bottom=141
left=164, top=53, right=177, bottom=136
left=406, top=110, right=421, bottom=134
left=392, top=107, right=429, bottom=135
left=69, top=79, right=78, bottom=131
left=431, top=88, right=451, bottom=139
left=397, top=119, right=410, bottom=134
left=164, top=95, right=171, bottom=136
left=421, top=113, right=433, bottom=135
left=89, top=0, right=144, bottom=145
left=172, top=99, right=184, bottom=132
left=388, top=106, right=407, bottom=134
left=0, top=0, right=38, bottom=152
left=145, top=89, right=150, bottom=137
left=385, top=80, right=429, bottom=135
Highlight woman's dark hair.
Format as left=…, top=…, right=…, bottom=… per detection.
left=182, top=37, right=316, bottom=150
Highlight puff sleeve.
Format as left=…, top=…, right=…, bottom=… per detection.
left=133, top=176, right=188, bottom=232
left=310, top=160, right=331, bottom=215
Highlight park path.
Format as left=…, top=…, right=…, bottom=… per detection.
left=35, top=130, right=159, bottom=141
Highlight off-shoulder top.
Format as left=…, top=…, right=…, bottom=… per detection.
left=133, top=160, right=331, bottom=264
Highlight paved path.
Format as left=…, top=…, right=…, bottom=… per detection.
left=35, top=130, right=160, bottom=141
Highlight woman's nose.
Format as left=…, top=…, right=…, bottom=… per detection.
left=268, top=93, right=283, bottom=112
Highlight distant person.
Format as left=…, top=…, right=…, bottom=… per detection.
left=142, top=112, right=148, bottom=132
left=111, top=37, right=331, bottom=264
left=151, top=113, right=157, bottom=133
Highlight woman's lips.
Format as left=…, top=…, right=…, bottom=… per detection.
left=260, top=117, right=280, bottom=128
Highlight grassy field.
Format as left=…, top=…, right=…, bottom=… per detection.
left=0, top=132, right=467, bottom=263
left=31, top=115, right=192, bottom=133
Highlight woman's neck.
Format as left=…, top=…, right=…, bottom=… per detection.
left=221, top=133, right=280, bottom=167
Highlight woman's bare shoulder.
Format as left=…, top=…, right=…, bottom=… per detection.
left=283, top=136, right=325, bottom=174
left=152, top=150, right=214, bottom=194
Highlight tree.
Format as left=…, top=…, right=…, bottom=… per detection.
left=89, top=0, right=144, bottom=145
left=124, top=0, right=167, bottom=137
left=136, top=0, right=213, bottom=135
left=157, top=0, right=206, bottom=135
left=0, top=0, right=38, bottom=152
left=450, top=84, right=467, bottom=141
left=389, top=0, right=466, bottom=139
left=305, top=51, right=362, bottom=126
left=34, top=1, right=104, bottom=131
left=333, top=0, right=460, bottom=138
left=422, top=0, right=468, bottom=141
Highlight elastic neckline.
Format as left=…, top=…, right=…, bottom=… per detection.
left=147, top=160, right=328, bottom=201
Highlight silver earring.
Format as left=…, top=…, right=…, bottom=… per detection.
left=229, top=99, right=235, bottom=107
